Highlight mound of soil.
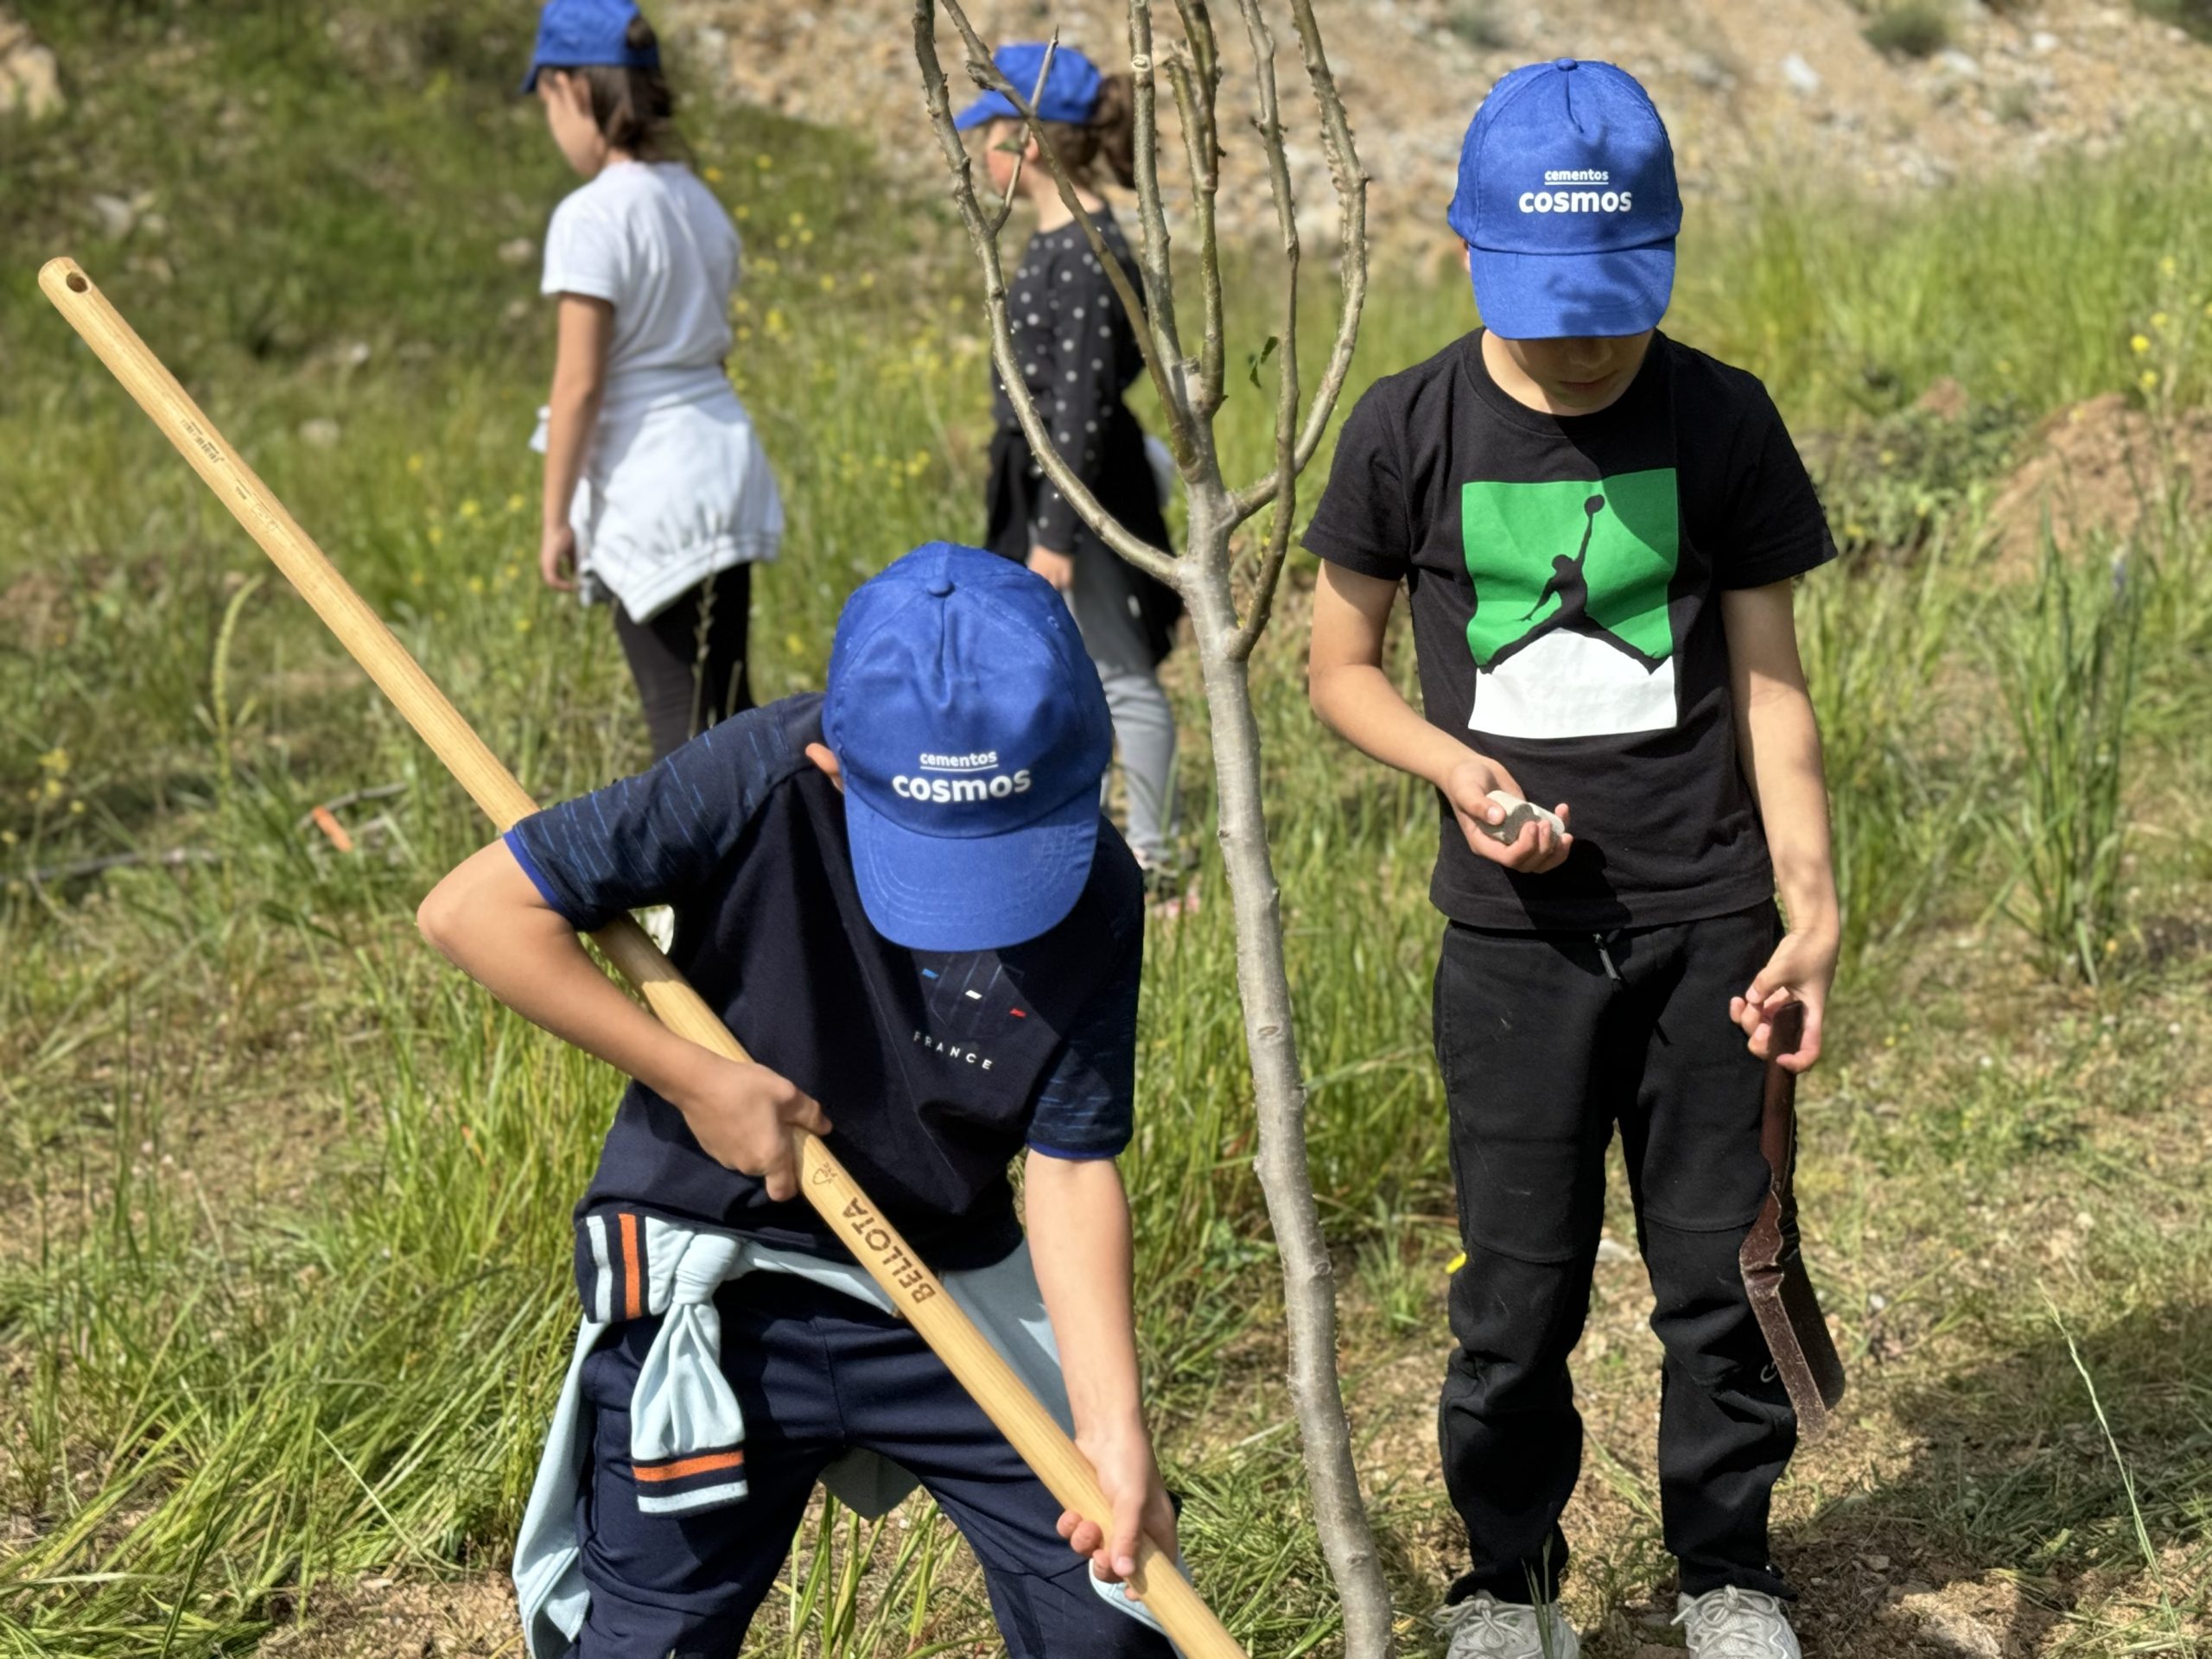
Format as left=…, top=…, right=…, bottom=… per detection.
left=663, top=0, right=2212, bottom=241
left=1986, top=391, right=2212, bottom=574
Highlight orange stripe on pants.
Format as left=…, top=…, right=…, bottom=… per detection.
left=633, top=1450, right=747, bottom=1483
left=620, top=1211, right=641, bottom=1319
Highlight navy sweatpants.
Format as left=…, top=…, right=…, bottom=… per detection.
left=571, top=1271, right=1173, bottom=1658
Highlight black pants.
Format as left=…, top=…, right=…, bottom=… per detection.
left=613, top=564, right=755, bottom=762
left=1433, top=905, right=1796, bottom=1605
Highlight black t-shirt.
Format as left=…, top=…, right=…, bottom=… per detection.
left=505, top=696, right=1145, bottom=1272
left=1304, top=330, right=1835, bottom=931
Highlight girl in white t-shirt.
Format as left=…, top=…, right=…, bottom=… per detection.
left=524, top=0, right=783, bottom=760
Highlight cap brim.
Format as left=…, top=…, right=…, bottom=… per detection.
left=519, top=64, right=543, bottom=94
left=846, top=785, right=1101, bottom=952
left=1469, top=241, right=1674, bottom=340
left=954, top=91, right=1017, bottom=130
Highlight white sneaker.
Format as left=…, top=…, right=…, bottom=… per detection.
left=1436, top=1592, right=1580, bottom=1659
left=639, top=904, right=676, bottom=951
left=1675, top=1587, right=1802, bottom=1658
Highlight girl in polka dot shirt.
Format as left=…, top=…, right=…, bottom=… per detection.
left=959, top=42, right=1185, bottom=887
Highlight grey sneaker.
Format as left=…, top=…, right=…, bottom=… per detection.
left=1675, top=1587, right=1802, bottom=1658
left=1436, top=1592, right=1580, bottom=1659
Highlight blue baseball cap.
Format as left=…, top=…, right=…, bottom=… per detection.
left=1446, top=59, right=1681, bottom=340
left=521, top=0, right=660, bottom=94
left=822, top=543, right=1113, bottom=953
left=953, top=42, right=1105, bottom=130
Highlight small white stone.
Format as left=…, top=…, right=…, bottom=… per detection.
left=297, top=417, right=342, bottom=448
left=1780, top=53, right=1821, bottom=96
left=1472, top=790, right=1565, bottom=846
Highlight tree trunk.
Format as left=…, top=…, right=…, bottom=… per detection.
left=1181, top=486, right=1395, bottom=1659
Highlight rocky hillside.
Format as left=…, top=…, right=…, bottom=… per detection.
left=664, top=0, right=2212, bottom=243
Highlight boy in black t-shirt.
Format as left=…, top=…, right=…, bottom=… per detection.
left=418, top=543, right=1174, bottom=1659
left=1304, top=61, right=1838, bottom=1659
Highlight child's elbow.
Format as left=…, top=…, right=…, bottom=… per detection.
left=415, top=877, right=467, bottom=955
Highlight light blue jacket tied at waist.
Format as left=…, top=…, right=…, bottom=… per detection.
left=512, top=1213, right=1177, bottom=1657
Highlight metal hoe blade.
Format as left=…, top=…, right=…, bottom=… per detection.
left=1738, top=1000, right=1847, bottom=1436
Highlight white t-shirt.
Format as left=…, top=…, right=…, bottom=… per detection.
left=542, top=161, right=739, bottom=411
left=537, top=162, right=782, bottom=620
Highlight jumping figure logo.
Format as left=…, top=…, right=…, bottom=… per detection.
left=1459, top=468, right=1681, bottom=739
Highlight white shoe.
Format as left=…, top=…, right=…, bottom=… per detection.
left=1436, top=1592, right=1580, bottom=1659
left=1675, top=1587, right=1802, bottom=1657
left=639, top=904, right=676, bottom=951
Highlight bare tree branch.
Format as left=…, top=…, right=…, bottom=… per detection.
left=982, top=34, right=1062, bottom=238
left=1227, top=0, right=1299, bottom=664
left=1232, top=0, right=1368, bottom=524
left=1167, top=0, right=1227, bottom=415
left=913, top=8, right=1390, bottom=1652
left=1120, top=0, right=1208, bottom=473
left=913, top=2, right=1179, bottom=586
left=934, top=0, right=1198, bottom=468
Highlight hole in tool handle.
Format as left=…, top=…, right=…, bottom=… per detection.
left=66, top=270, right=88, bottom=293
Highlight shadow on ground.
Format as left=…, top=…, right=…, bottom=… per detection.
left=1781, top=1300, right=2211, bottom=1656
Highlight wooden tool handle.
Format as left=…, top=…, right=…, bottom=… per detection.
left=40, top=256, right=1243, bottom=1659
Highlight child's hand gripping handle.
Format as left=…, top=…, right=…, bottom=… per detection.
left=40, top=256, right=1243, bottom=1659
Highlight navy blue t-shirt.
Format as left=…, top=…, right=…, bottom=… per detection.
left=504, top=694, right=1144, bottom=1271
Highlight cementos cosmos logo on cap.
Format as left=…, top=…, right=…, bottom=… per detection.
left=1446, top=58, right=1682, bottom=340
left=823, top=543, right=1112, bottom=954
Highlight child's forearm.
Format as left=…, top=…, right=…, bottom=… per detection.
left=1741, top=683, right=1838, bottom=936
left=1310, top=658, right=1482, bottom=791
left=541, top=379, right=601, bottom=535
left=1724, top=583, right=1840, bottom=939
left=417, top=840, right=715, bottom=1103
left=1024, top=1153, right=1144, bottom=1435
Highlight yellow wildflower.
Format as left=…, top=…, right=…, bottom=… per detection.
left=515, top=615, right=533, bottom=633
left=467, top=575, right=486, bottom=595
left=37, top=747, right=69, bottom=777
left=2160, top=255, right=2177, bottom=276
left=43, top=777, right=63, bottom=800
left=2131, top=334, right=2151, bottom=354
left=2151, top=312, right=2171, bottom=332
left=734, top=203, right=751, bottom=221
left=503, top=563, right=521, bottom=583
left=0, top=830, right=13, bottom=845
left=789, top=210, right=806, bottom=227
left=410, top=569, right=427, bottom=588
left=407, top=453, right=425, bottom=474
left=703, top=164, right=725, bottom=182
left=859, top=271, right=876, bottom=289
left=819, top=274, right=837, bottom=294
left=798, top=228, right=814, bottom=245
left=506, top=493, right=525, bottom=513
left=2140, top=369, right=2160, bottom=391
left=755, top=153, right=774, bottom=168
left=428, top=525, right=445, bottom=546
left=460, top=499, right=481, bottom=518
left=68, top=799, right=85, bottom=816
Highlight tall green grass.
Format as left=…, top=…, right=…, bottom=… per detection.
left=2, top=2, right=2210, bottom=1653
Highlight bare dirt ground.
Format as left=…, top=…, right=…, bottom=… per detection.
left=1986, top=391, right=2212, bottom=574
left=664, top=0, right=2212, bottom=243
